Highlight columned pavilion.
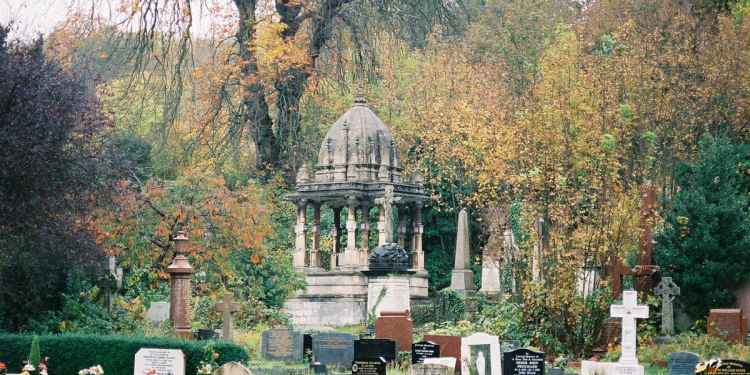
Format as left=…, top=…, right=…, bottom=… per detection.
left=284, top=96, right=430, bottom=326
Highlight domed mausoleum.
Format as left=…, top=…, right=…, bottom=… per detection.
left=285, top=97, right=429, bottom=327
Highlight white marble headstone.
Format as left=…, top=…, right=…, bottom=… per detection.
left=461, top=333, right=501, bottom=375
left=133, top=348, right=185, bottom=375
left=146, top=302, right=170, bottom=323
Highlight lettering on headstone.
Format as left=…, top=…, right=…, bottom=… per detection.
left=667, top=352, right=700, bottom=375
left=313, top=332, right=355, bottom=367
left=412, top=341, right=441, bottom=364
left=351, top=358, right=386, bottom=375
left=133, top=348, right=185, bottom=375
left=697, top=360, right=750, bottom=375
left=261, top=329, right=303, bottom=362
left=502, top=348, right=545, bottom=375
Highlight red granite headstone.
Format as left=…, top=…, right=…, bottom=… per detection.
left=708, top=308, right=747, bottom=344
left=424, top=334, right=462, bottom=374
left=375, top=310, right=413, bottom=352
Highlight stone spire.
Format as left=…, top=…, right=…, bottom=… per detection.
left=450, top=209, right=475, bottom=292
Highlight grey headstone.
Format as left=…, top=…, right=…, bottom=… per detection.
left=667, top=352, right=700, bottom=375
left=212, top=362, right=253, bottom=375
left=146, top=301, right=170, bottom=323
left=410, top=363, right=455, bottom=375
left=261, top=329, right=304, bottom=362
left=311, top=332, right=354, bottom=367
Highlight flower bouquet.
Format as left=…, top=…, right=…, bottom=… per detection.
left=78, top=365, right=104, bottom=375
left=196, top=362, right=213, bottom=375
left=0, top=361, right=7, bottom=375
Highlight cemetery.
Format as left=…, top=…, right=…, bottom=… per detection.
left=5, top=0, right=750, bottom=375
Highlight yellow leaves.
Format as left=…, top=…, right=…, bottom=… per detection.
left=254, top=22, right=311, bottom=79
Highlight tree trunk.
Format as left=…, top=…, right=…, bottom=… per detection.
left=235, top=0, right=280, bottom=176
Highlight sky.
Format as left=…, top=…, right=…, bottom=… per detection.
left=0, top=0, right=237, bottom=40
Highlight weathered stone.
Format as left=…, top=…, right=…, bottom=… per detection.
left=167, top=232, right=194, bottom=339
left=410, top=363, right=454, bottom=375
left=146, top=301, right=170, bottom=323
left=450, top=209, right=475, bottom=292
left=367, top=275, right=411, bottom=317
left=261, top=329, right=304, bottom=362
left=654, top=277, right=680, bottom=336
left=424, top=335, right=461, bottom=374
left=212, top=362, right=253, bottom=375
left=215, top=293, right=240, bottom=341
left=708, top=309, right=747, bottom=344
left=311, top=332, right=354, bottom=367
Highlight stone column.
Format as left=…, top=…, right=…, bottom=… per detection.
left=310, top=202, right=321, bottom=269
left=168, top=231, right=194, bottom=339
left=397, top=206, right=408, bottom=248
left=331, top=207, right=342, bottom=269
left=378, top=207, right=387, bottom=246
left=412, top=203, right=424, bottom=271
left=293, top=200, right=307, bottom=270
left=450, top=208, right=475, bottom=292
left=359, top=202, right=371, bottom=268
left=343, top=196, right=359, bottom=269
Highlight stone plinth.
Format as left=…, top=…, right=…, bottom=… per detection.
left=367, top=274, right=411, bottom=317
left=450, top=269, right=475, bottom=293
left=168, top=232, right=194, bottom=339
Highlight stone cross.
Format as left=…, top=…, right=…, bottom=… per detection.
left=610, top=290, right=649, bottom=365
left=654, top=277, right=680, bottom=336
left=216, top=292, right=241, bottom=341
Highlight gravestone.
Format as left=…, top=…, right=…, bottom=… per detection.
left=708, top=309, right=747, bottom=344
left=375, top=310, right=413, bottom=352
left=212, top=362, right=253, bottom=375
left=654, top=277, right=680, bottom=337
left=412, top=341, right=441, bottom=364
left=354, top=339, right=397, bottom=363
left=261, top=329, right=304, bottom=362
left=547, top=368, right=564, bottom=375
left=667, top=352, right=700, bottom=375
left=351, top=357, right=386, bottom=375
left=424, top=358, right=458, bottom=371
left=450, top=209, right=475, bottom=292
left=133, top=348, right=185, bottom=375
left=310, top=362, right=327, bottom=374
left=215, top=293, right=240, bottom=341
left=697, top=360, right=750, bottom=375
left=313, top=332, right=355, bottom=367
left=146, top=301, right=170, bottom=323
left=502, top=348, right=545, bottom=375
left=581, top=290, right=649, bottom=375
left=424, top=335, right=462, bottom=374
left=461, top=332, right=501, bottom=375
left=410, top=363, right=455, bottom=375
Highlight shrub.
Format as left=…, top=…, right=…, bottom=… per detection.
left=0, top=334, right=247, bottom=375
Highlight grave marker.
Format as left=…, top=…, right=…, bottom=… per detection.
left=412, top=341, right=441, bottom=364
left=502, top=348, right=545, bottom=375
left=261, top=329, right=304, bottom=362
left=215, top=293, right=240, bottom=341
left=424, top=335, right=462, bottom=374
left=133, top=348, right=185, bottom=375
left=313, top=332, right=355, bottom=367
left=667, top=352, right=700, bottom=375
left=654, top=277, right=680, bottom=336
left=354, top=339, right=397, bottom=363
left=461, top=333, right=501, bottom=375
left=708, top=309, right=747, bottom=344
left=351, top=357, right=386, bottom=375
left=146, top=302, right=170, bottom=323
left=211, top=362, right=252, bottom=375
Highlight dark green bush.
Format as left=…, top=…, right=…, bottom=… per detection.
left=0, top=334, right=248, bottom=375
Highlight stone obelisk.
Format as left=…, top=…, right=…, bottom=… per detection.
left=450, top=208, right=475, bottom=292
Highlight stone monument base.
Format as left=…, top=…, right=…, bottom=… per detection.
left=450, top=269, right=475, bottom=292
left=284, top=269, right=429, bottom=327
left=368, top=274, right=412, bottom=317
left=581, top=361, right=644, bottom=375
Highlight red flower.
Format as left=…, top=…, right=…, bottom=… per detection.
left=0, top=362, right=7, bottom=370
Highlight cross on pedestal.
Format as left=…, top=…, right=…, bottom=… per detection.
left=215, top=292, right=240, bottom=341
left=654, top=277, right=680, bottom=336
left=610, top=290, right=649, bottom=365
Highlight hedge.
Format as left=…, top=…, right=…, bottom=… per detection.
left=0, top=334, right=248, bottom=375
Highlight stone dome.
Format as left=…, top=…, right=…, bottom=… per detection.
left=306, top=97, right=402, bottom=184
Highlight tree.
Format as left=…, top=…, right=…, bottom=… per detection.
left=0, top=25, right=117, bottom=330
left=656, top=135, right=750, bottom=321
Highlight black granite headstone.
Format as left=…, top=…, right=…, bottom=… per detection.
left=261, top=329, right=304, bottom=362
left=354, top=339, right=397, bottom=363
left=668, top=352, right=700, bottom=375
left=351, top=357, right=387, bottom=375
left=411, top=341, right=440, bottom=364
left=502, top=348, right=545, bottom=375
left=313, top=332, right=355, bottom=367
left=311, top=362, right=328, bottom=374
